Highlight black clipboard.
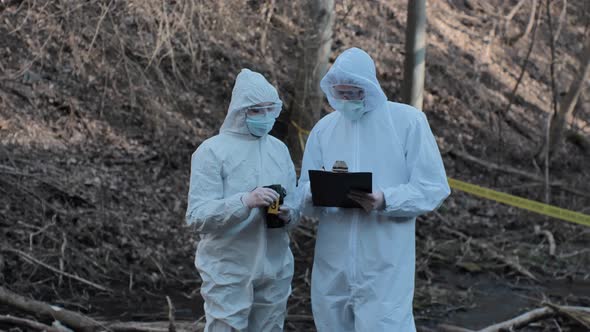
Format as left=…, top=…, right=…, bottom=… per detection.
left=309, top=170, right=372, bottom=208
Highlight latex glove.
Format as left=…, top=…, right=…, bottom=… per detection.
left=347, top=190, right=385, bottom=212
left=242, top=187, right=280, bottom=208
left=278, top=206, right=292, bottom=223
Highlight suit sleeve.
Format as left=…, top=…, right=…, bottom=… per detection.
left=185, top=145, right=251, bottom=234
left=283, top=151, right=301, bottom=229
left=381, top=112, right=450, bottom=218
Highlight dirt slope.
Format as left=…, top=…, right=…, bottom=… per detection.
left=1, top=0, right=589, bottom=330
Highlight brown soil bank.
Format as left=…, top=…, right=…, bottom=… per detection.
left=1, top=0, right=589, bottom=331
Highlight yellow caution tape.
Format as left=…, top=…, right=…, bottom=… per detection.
left=297, top=132, right=305, bottom=152
left=448, top=178, right=590, bottom=227
left=291, top=120, right=310, bottom=152
left=290, top=120, right=590, bottom=227
left=291, top=120, right=311, bottom=135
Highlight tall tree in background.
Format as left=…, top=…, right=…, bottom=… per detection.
left=542, top=42, right=590, bottom=157
left=402, top=0, right=427, bottom=109
left=288, top=0, right=334, bottom=161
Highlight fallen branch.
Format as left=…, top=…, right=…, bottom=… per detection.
left=435, top=212, right=537, bottom=280
left=0, top=285, right=103, bottom=331
left=471, top=239, right=537, bottom=280
left=504, top=107, right=537, bottom=141
left=450, top=148, right=538, bottom=179
left=1, top=247, right=112, bottom=293
left=438, top=323, right=474, bottom=332
left=107, top=321, right=202, bottom=332
left=0, top=286, right=204, bottom=332
left=478, top=307, right=554, bottom=331
left=0, top=314, right=61, bottom=332
left=448, top=149, right=590, bottom=198
left=548, top=304, right=590, bottom=328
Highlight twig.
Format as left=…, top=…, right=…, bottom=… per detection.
left=547, top=304, right=590, bottom=328
left=286, top=321, right=299, bottom=332
left=259, top=0, right=275, bottom=53
left=108, top=321, right=203, bottom=332
left=286, top=314, right=315, bottom=322
left=151, top=256, right=167, bottom=281
left=166, top=296, right=176, bottom=332
left=554, top=0, right=567, bottom=43
left=504, top=0, right=527, bottom=34
left=59, top=232, right=67, bottom=286
left=506, top=0, right=538, bottom=45
left=129, top=271, right=134, bottom=292
left=478, top=307, right=555, bottom=331
left=28, top=217, right=56, bottom=251
left=294, top=226, right=316, bottom=239
left=558, top=248, right=590, bottom=259
left=1, top=247, right=112, bottom=293
left=86, top=0, right=112, bottom=53
left=543, top=0, right=559, bottom=203
left=434, top=212, right=537, bottom=280
left=438, top=324, right=474, bottom=332
left=498, top=4, right=540, bottom=160
left=534, top=225, right=556, bottom=256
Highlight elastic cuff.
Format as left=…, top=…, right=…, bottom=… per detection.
left=229, top=193, right=251, bottom=220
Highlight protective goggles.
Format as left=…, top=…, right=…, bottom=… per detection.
left=329, top=84, right=365, bottom=100
left=245, top=103, right=282, bottom=118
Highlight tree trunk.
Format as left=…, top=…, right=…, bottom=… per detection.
left=402, top=0, right=427, bottom=109
left=286, top=0, right=334, bottom=163
left=544, top=42, right=590, bottom=157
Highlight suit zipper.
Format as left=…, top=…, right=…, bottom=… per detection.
left=350, top=122, right=360, bottom=283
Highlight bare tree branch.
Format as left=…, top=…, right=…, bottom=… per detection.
left=478, top=307, right=555, bottom=332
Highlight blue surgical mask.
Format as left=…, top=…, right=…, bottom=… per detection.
left=246, top=116, right=275, bottom=137
left=333, top=99, right=366, bottom=121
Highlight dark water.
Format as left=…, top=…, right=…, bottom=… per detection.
left=443, top=276, right=590, bottom=330
left=3, top=276, right=587, bottom=330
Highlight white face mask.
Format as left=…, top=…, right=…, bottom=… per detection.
left=245, top=115, right=275, bottom=137
left=333, top=99, right=366, bottom=121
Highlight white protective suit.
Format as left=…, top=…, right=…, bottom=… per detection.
left=186, top=69, right=299, bottom=332
left=299, top=48, right=450, bottom=331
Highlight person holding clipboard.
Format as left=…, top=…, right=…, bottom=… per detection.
left=298, top=48, right=450, bottom=331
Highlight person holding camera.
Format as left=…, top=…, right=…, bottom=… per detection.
left=185, top=69, right=299, bottom=332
